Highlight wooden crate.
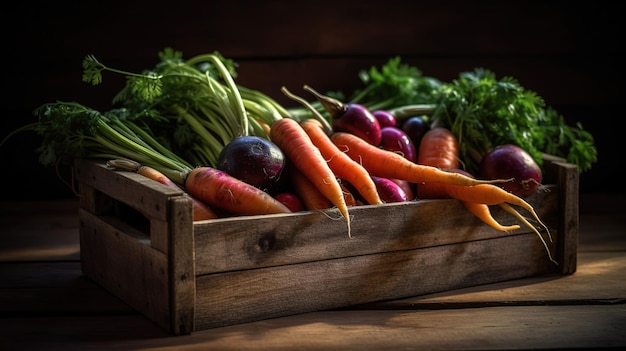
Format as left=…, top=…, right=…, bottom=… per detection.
left=75, top=154, right=579, bottom=335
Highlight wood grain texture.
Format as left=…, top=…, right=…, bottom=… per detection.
left=0, top=193, right=624, bottom=349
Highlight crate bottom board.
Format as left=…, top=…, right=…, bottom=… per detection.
left=79, top=207, right=556, bottom=332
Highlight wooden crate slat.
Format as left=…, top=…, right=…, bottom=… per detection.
left=75, top=159, right=183, bottom=222
left=193, top=187, right=559, bottom=274
left=194, top=232, right=555, bottom=329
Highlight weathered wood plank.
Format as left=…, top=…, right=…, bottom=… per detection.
left=193, top=188, right=559, bottom=273
left=3, top=305, right=624, bottom=351
left=194, top=233, right=556, bottom=329
left=75, top=159, right=183, bottom=222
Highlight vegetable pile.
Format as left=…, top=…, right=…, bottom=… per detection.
left=1, top=49, right=597, bottom=265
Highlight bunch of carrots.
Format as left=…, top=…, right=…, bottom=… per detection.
left=1, top=48, right=555, bottom=264
left=273, top=86, right=553, bottom=263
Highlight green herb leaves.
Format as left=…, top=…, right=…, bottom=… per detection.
left=347, top=59, right=597, bottom=174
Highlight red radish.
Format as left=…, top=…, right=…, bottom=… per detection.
left=372, top=110, right=397, bottom=128
left=390, top=178, right=416, bottom=200
left=379, top=127, right=417, bottom=163
left=371, top=176, right=409, bottom=203
left=304, top=85, right=382, bottom=146
left=274, top=192, right=304, bottom=212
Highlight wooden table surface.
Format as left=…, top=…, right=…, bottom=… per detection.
left=1, top=192, right=625, bottom=350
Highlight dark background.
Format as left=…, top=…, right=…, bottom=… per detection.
left=2, top=0, right=622, bottom=200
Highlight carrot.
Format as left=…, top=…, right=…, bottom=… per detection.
left=339, top=180, right=358, bottom=207
left=270, top=117, right=352, bottom=237
left=106, top=159, right=219, bottom=221
left=441, top=183, right=551, bottom=238
left=185, top=166, right=291, bottom=216
left=330, top=131, right=508, bottom=187
left=300, top=118, right=383, bottom=205
left=463, top=201, right=520, bottom=232
left=420, top=180, right=556, bottom=264
left=417, top=127, right=461, bottom=199
left=417, top=127, right=460, bottom=169
left=416, top=130, right=518, bottom=232
left=287, top=163, right=332, bottom=211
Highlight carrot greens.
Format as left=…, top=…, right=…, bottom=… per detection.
left=81, top=48, right=289, bottom=167
left=289, top=57, right=597, bottom=175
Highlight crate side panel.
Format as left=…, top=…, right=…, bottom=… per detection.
left=194, top=232, right=556, bottom=330
left=75, top=159, right=181, bottom=222
left=79, top=208, right=172, bottom=332
left=193, top=186, right=559, bottom=274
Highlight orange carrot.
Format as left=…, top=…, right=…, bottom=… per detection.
left=417, top=127, right=461, bottom=199
left=287, top=163, right=332, bottom=211
left=185, top=166, right=291, bottom=216
left=330, top=132, right=507, bottom=187
left=417, top=127, right=460, bottom=170
left=339, top=180, right=358, bottom=207
left=106, top=159, right=219, bottom=221
left=270, top=117, right=351, bottom=237
left=300, top=118, right=382, bottom=205
left=439, top=183, right=549, bottom=236
left=414, top=129, right=520, bottom=233
left=463, top=201, right=520, bottom=232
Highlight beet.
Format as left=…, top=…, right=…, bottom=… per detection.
left=216, top=136, right=286, bottom=194
left=479, top=144, right=542, bottom=197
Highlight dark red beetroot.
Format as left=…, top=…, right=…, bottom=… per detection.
left=372, top=110, right=397, bottom=128
left=401, top=116, right=430, bottom=152
left=379, top=127, right=417, bottom=163
left=216, top=136, right=286, bottom=194
left=479, top=144, right=543, bottom=198
left=304, top=85, right=382, bottom=145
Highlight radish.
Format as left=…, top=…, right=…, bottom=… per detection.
left=379, top=127, right=417, bottom=163
left=371, top=176, right=409, bottom=203
left=304, top=85, right=382, bottom=146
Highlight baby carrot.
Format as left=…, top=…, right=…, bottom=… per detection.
left=270, top=117, right=352, bottom=237
left=330, top=132, right=508, bottom=187
left=300, top=118, right=383, bottom=205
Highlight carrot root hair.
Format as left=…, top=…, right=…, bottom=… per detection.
left=499, top=203, right=557, bottom=266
